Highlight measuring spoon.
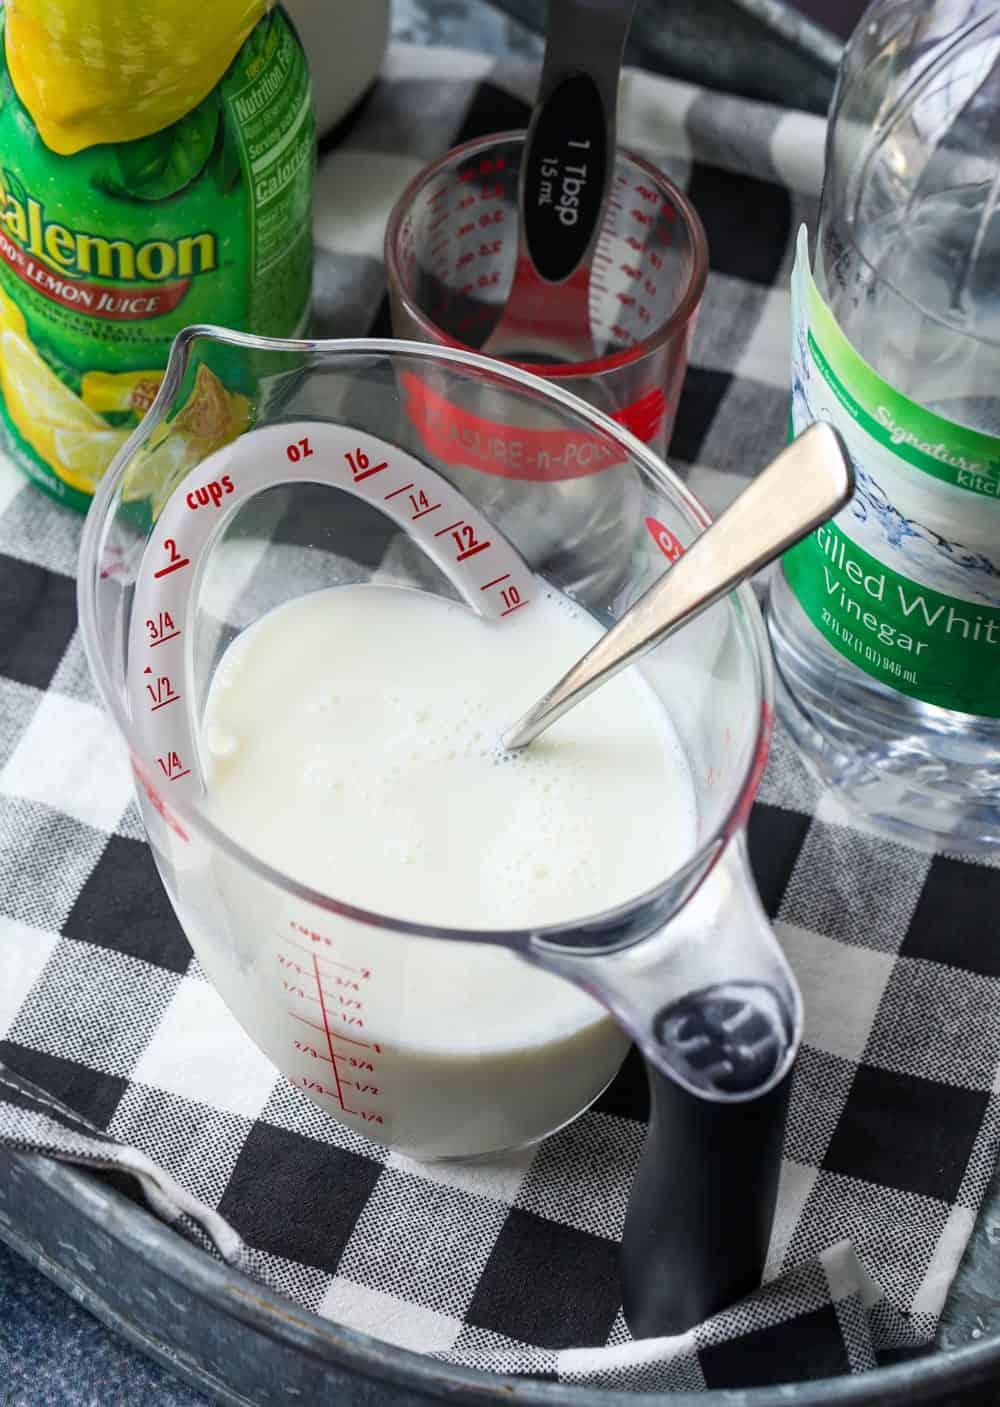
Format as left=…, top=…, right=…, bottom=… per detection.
left=503, top=422, right=854, bottom=750
left=481, top=0, right=635, bottom=363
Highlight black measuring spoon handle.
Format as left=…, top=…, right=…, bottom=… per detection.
left=520, top=0, right=635, bottom=285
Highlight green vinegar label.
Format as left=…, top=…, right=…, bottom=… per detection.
left=0, top=7, right=314, bottom=510
left=786, top=226, right=1000, bottom=718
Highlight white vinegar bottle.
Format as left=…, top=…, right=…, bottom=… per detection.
left=767, top=0, right=1000, bottom=851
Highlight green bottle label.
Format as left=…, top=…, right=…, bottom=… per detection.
left=784, top=226, right=1000, bottom=718
left=0, top=7, right=314, bottom=510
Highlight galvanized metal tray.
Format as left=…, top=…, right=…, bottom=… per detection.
left=4, top=1144, right=1000, bottom=1405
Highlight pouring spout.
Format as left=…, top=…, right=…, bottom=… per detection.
left=529, top=835, right=803, bottom=1337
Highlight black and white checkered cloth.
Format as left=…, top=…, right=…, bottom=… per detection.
left=3, top=45, right=1000, bottom=1394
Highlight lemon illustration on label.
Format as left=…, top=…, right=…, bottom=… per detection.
left=82, top=369, right=164, bottom=416
left=122, top=364, right=252, bottom=515
left=0, top=329, right=130, bottom=493
left=0, top=4, right=314, bottom=510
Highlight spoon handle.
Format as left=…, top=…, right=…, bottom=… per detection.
left=502, top=422, right=854, bottom=751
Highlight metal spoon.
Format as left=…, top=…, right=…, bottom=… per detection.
left=481, top=0, right=635, bottom=363
left=502, top=422, right=854, bottom=750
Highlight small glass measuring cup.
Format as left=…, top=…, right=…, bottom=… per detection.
left=79, top=330, right=798, bottom=1331
left=385, top=132, right=708, bottom=460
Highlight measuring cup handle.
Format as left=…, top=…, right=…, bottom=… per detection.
left=527, top=835, right=801, bottom=1338
left=621, top=1057, right=791, bottom=1338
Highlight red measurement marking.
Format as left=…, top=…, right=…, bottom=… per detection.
left=434, top=519, right=463, bottom=537
left=289, top=1008, right=378, bottom=1050
left=156, top=751, right=191, bottom=783
left=383, top=482, right=414, bottom=501
left=450, top=522, right=491, bottom=562
left=412, top=503, right=441, bottom=521
left=345, top=448, right=388, bottom=482
left=144, top=669, right=181, bottom=712
left=284, top=938, right=359, bottom=973
left=456, top=540, right=490, bottom=562
left=146, top=612, right=178, bottom=646
left=290, top=1012, right=327, bottom=1035
left=153, top=539, right=190, bottom=579
left=279, top=953, right=361, bottom=993
left=286, top=924, right=369, bottom=975
left=500, top=585, right=526, bottom=616
left=294, top=1040, right=334, bottom=1066
left=313, top=953, right=352, bottom=1113
left=481, top=573, right=510, bottom=591
left=150, top=632, right=180, bottom=648
left=328, top=1031, right=375, bottom=1050
left=297, top=1076, right=353, bottom=1104
left=285, top=436, right=314, bottom=463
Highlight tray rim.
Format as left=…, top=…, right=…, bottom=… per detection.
left=6, top=1148, right=1000, bottom=1405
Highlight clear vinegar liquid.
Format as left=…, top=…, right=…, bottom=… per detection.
left=769, top=200, right=1000, bottom=850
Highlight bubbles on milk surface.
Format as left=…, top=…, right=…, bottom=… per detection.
left=201, top=582, right=697, bottom=927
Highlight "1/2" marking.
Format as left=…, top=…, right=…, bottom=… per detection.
left=144, top=669, right=181, bottom=712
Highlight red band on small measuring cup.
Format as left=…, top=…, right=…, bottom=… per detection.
left=401, top=372, right=666, bottom=482
left=615, top=386, right=666, bottom=443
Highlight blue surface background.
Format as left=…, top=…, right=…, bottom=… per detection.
left=0, top=1238, right=211, bottom=1407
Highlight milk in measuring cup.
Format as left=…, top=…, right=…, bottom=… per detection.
left=192, top=582, right=697, bottom=1159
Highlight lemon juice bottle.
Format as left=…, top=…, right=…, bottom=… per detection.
left=0, top=0, right=315, bottom=510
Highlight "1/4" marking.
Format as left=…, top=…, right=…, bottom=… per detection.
left=156, top=750, right=191, bottom=783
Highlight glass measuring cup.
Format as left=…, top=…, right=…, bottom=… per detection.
left=384, top=132, right=708, bottom=460
left=79, top=330, right=799, bottom=1331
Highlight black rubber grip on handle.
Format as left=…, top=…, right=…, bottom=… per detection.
left=621, top=983, right=794, bottom=1338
